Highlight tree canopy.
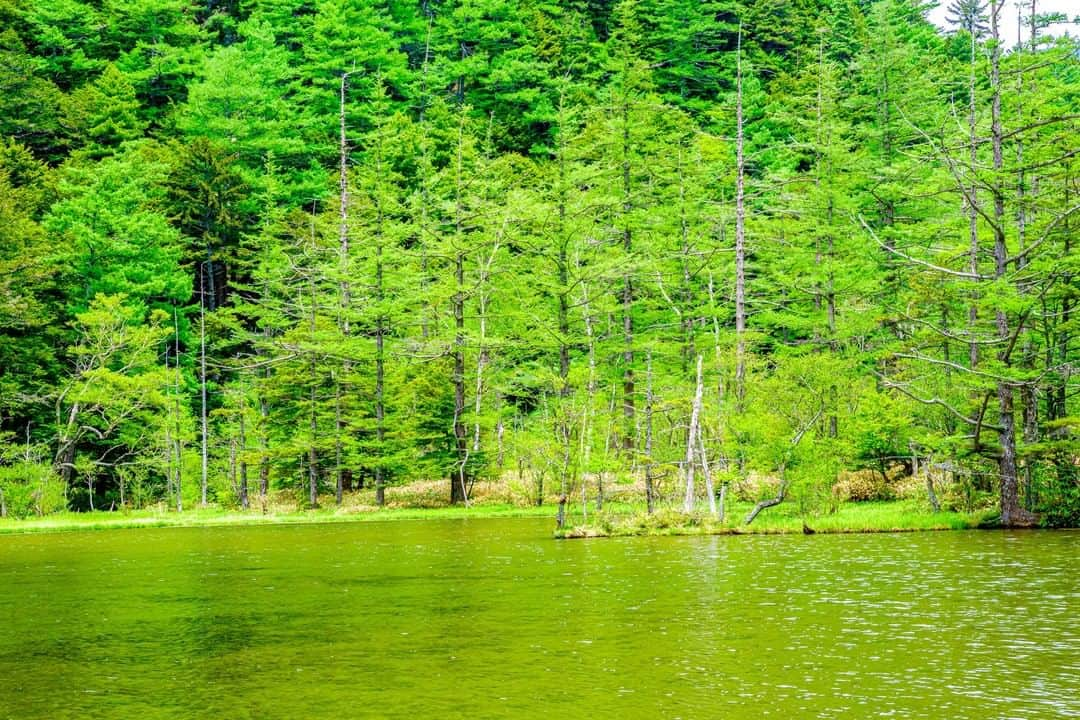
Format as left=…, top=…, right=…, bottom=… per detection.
left=0, top=0, right=1078, bottom=526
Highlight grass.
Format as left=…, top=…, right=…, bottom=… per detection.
left=0, top=477, right=989, bottom=537
left=0, top=477, right=646, bottom=535
left=0, top=502, right=565, bottom=535
left=555, top=500, right=991, bottom=538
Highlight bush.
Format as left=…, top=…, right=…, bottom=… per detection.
left=1033, top=458, right=1080, bottom=527
left=831, top=465, right=905, bottom=502
left=0, top=462, right=67, bottom=518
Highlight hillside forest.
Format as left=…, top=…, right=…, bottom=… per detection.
left=0, top=0, right=1078, bottom=526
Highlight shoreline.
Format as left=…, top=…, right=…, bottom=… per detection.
left=556, top=522, right=987, bottom=539
left=0, top=498, right=1004, bottom=537
left=0, top=503, right=564, bottom=535
left=554, top=502, right=998, bottom=538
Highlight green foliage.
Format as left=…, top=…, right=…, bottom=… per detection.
left=0, top=0, right=1076, bottom=526
left=64, top=63, right=146, bottom=156
left=45, top=146, right=188, bottom=315
left=0, top=461, right=67, bottom=518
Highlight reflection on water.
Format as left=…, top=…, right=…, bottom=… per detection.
left=1, top=521, right=1077, bottom=719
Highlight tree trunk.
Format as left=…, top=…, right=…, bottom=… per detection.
left=258, top=391, right=269, bottom=501
left=683, top=355, right=704, bottom=512
left=374, top=315, right=386, bottom=506
left=745, top=470, right=787, bottom=525
left=228, top=438, right=236, bottom=503
left=450, top=112, right=469, bottom=506
left=966, top=26, right=980, bottom=371
left=172, top=307, right=183, bottom=512
left=621, top=79, right=635, bottom=450
left=374, top=113, right=388, bottom=508
left=199, top=272, right=209, bottom=507
left=308, top=243, right=319, bottom=509
left=334, top=380, right=344, bottom=506
left=451, top=251, right=468, bottom=505
left=238, top=408, right=249, bottom=510
left=337, top=71, right=352, bottom=509
left=991, top=1, right=1036, bottom=527
left=697, top=416, right=716, bottom=517
left=734, top=24, right=748, bottom=411
left=644, top=351, right=655, bottom=515
left=926, top=468, right=940, bottom=513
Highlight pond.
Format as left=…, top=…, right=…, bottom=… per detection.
left=0, top=520, right=1077, bottom=719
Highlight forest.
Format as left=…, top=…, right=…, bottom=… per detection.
left=0, top=0, right=1078, bottom=529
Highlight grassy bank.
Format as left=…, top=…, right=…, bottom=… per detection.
left=0, top=479, right=642, bottom=535
left=0, top=477, right=987, bottom=537
left=555, top=500, right=991, bottom=538
left=0, top=503, right=572, bottom=535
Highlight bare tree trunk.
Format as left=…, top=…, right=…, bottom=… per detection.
left=450, top=116, right=469, bottom=506
left=734, top=23, right=748, bottom=412
left=697, top=416, right=716, bottom=516
left=556, top=94, right=572, bottom=400
left=816, top=38, right=839, bottom=438
left=495, top=395, right=505, bottom=473
left=707, top=271, right=729, bottom=474
left=967, top=26, right=980, bottom=371
left=373, top=110, right=389, bottom=508
left=309, top=380, right=319, bottom=508
left=165, top=425, right=174, bottom=508
left=1016, top=4, right=1036, bottom=512
left=581, top=280, right=598, bottom=514
left=199, top=271, right=209, bottom=507
left=258, top=390, right=269, bottom=501
left=620, top=76, right=635, bottom=450
left=644, top=350, right=655, bottom=514
left=336, top=71, right=353, bottom=509
left=374, top=316, right=386, bottom=506
left=683, top=355, right=704, bottom=512
left=473, top=243, right=497, bottom=457
left=228, top=437, right=237, bottom=503
left=560, top=420, right=571, bottom=519
left=339, top=71, right=352, bottom=325
left=334, top=379, right=343, bottom=506
left=418, top=19, right=434, bottom=341
left=171, top=306, right=183, bottom=512
left=238, top=405, right=249, bottom=510
left=677, top=146, right=695, bottom=373
left=308, top=234, right=319, bottom=509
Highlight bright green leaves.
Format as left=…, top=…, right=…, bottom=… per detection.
left=45, top=146, right=188, bottom=316
left=176, top=18, right=322, bottom=201
left=64, top=63, right=146, bottom=157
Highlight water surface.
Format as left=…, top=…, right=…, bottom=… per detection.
left=1, top=520, right=1076, bottom=718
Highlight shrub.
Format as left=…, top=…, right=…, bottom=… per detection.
left=0, top=461, right=67, bottom=518
left=832, top=467, right=900, bottom=502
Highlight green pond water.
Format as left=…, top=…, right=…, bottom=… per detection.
left=0, top=520, right=1077, bottom=719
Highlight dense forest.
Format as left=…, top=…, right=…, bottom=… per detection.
left=0, top=0, right=1077, bottom=527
